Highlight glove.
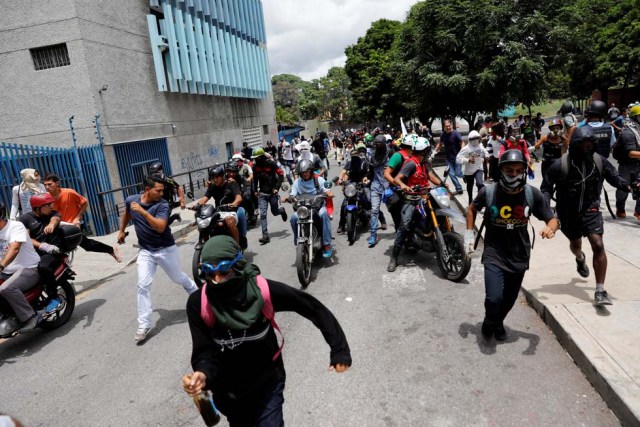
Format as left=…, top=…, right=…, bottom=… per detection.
left=39, top=242, right=61, bottom=254
left=528, top=146, right=536, bottom=152
left=429, top=150, right=438, bottom=160
left=464, top=229, right=475, bottom=254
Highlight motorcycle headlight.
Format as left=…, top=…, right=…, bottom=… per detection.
left=296, top=206, right=310, bottom=220
left=430, top=187, right=450, bottom=207
left=196, top=217, right=212, bottom=229
left=345, top=184, right=357, bottom=198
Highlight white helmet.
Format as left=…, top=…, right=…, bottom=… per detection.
left=412, top=136, right=430, bottom=152
left=402, top=134, right=418, bottom=147
left=284, top=141, right=291, bottom=147
left=296, top=141, right=311, bottom=151
left=232, top=153, right=243, bottom=161
left=468, top=130, right=481, bottom=140
left=384, top=134, right=393, bottom=142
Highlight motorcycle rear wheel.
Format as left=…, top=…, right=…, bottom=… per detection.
left=38, top=280, right=75, bottom=331
left=296, top=243, right=311, bottom=287
left=346, top=212, right=356, bottom=244
left=192, top=247, right=204, bottom=287
left=436, top=231, right=471, bottom=282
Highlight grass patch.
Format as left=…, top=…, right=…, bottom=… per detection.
left=512, top=100, right=564, bottom=119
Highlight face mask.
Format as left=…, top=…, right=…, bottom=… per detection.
left=499, top=171, right=526, bottom=192
left=469, top=139, right=479, bottom=147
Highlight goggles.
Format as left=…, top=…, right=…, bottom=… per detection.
left=201, top=252, right=243, bottom=274
left=469, top=137, right=481, bottom=141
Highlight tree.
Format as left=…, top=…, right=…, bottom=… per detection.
left=345, top=19, right=407, bottom=125
left=272, top=74, right=307, bottom=122
left=314, top=67, right=353, bottom=127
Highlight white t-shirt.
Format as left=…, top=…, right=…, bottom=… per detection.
left=0, top=220, right=41, bottom=274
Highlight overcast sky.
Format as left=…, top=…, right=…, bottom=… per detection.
left=262, top=0, right=418, bottom=81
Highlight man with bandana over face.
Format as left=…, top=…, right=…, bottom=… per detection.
left=542, top=126, right=631, bottom=306
left=182, top=236, right=351, bottom=426
left=466, top=149, right=558, bottom=341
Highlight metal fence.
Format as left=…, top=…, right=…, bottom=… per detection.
left=0, top=141, right=115, bottom=236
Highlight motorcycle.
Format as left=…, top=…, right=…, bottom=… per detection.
left=290, top=192, right=330, bottom=287
left=0, top=225, right=81, bottom=338
left=336, top=179, right=370, bottom=244
left=404, top=185, right=471, bottom=282
left=190, top=203, right=235, bottom=286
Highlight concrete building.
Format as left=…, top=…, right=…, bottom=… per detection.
left=0, top=0, right=276, bottom=192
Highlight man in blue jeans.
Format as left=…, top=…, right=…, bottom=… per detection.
left=434, top=119, right=465, bottom=195
left=465, top=150, right=558, bottom=341
left=283, top=159, right=334, bottom=257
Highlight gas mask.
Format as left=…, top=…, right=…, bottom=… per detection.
left=499, top=169, right=526, bottom=192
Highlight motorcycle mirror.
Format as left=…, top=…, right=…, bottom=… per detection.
left=281, top=183, right=290, bottom=192
left=186, top=191, right=194, bottom=199
left=324, top=181, right=333, bottom=189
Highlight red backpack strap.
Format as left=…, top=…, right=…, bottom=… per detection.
left=200, top=283, right=215, bottom=328
left=256, top=275, right=284, bottom=361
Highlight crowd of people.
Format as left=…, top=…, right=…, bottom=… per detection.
left=2, top=99, right=640, bottom=425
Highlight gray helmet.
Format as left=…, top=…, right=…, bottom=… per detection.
left=297, top=159, right=314, bottom=175
left=149, top=162, right=163, bottom=175
left=559, top=101, right=573, bottom=115
left=499, top=149, right=527, bottom=191
left=499, top=149, right=527, bottom=168
left=588, top=100, right=607, bottom=117
left=225, top=161, right=239, bottom=173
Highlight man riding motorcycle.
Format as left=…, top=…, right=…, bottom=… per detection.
left=0, top=202, right=42, bottom=333
left=283, top=159, right=335, bottom=258
left=197, top=166, right=247, bottom=249
left=336, top=143, right=370, bottom=234
left=387, top=137, right=449, bottom=272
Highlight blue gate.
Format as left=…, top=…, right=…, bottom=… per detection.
left=0, top=142, right=115, bottom=236
left=113, top=138, right=172, bottom=198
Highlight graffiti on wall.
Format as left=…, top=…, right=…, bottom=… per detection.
left=208, top=146, right=220, bottom=159
left=180, top=151, right=205, bottom=179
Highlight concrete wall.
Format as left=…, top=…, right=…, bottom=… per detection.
left=0, top=0, right=276, bottom=188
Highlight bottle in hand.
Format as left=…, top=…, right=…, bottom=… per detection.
left=193, top=391, right=220, bottom=426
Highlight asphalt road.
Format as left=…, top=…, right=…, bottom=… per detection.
left=0, top=163, right=619, bottom=426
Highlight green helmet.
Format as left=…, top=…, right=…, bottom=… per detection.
left=364, top=134, right=374, bottom=143
left=251, top=147, right=265, bottom=159
left=356, top=142, right=367, bottom=151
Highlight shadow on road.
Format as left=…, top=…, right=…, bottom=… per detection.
left=458, top=321, right=540, bottom=356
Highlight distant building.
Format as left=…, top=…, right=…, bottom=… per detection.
left=0, top=0, right=276, bottom=191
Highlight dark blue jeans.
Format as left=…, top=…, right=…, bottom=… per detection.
left=483, top=263, right=526, bottom=325
left=259, top=193, right=282, bottom=236
left=220, top=379, right=286, bottom=427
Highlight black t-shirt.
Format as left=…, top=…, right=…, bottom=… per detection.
left=334, top=138, right=343, bottom=148
left=473, top=185, right=553, bottom=273
left=18, top=211, right=62, bottom=245
left=311, top=139, right=327, bottom=159
left=265, top=145, right=278, bottom=157
left=204, top=181, right=241, bottom=207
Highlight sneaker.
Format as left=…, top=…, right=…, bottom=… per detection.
left=616, top=210, right=626, bottom=218
left=258, top=235, right=270, bottom=244
left=239, top=236, right=248, bottom=250
left=337, top=227, right=345, bottom=234
left=380, top=223, right=388, bottom=231
left=111, top=245, right=123, bottom=263
left=134, top=327, right=151, bottom=342
left=494, top=324, right=507, bottom=341
left=45, top=297, right=62, bottom=312
left=455, top=189, right=464, bottom=195
left=576, top=252, right=589, bottom=278
left=367, top=234, right=379, bottom=247
left=280, top=208, right=288, bottom=222
left=481, top=320, right=494, bottom=339
left=322, top=245, right=333, bottom=258
left=18, top=314, right=39, bottom=333
left=594, top=290, right=612, bottom=305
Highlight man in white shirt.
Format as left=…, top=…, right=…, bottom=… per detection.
left=0, top=202, right=42, bottom=332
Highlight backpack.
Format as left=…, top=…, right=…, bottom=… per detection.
left=611, top=137, right=626, bottom=161
left=200, top=275, right=284, bottom=361
left=475, top=183, right=535, bottom=250
left=557, top=152, right=603, bottom=184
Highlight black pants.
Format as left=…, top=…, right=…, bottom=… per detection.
left=464, top=171, right=485, bottom=205
left=215, top=379, right=285, bottom=427
left=484, top=263, right=526, bottom=325
left=386, top=191, right=403, bottom=230
left=38, top=253, right=66, bottom=299
left=79, top=235, right=114, bottom=255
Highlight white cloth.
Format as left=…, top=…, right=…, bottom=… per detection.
left=456, top=143, right=489, bottom=175
left=10, top=183, right=46, bottom=219
left=135, top=245, right=197, bottom=328
left=0, top=220, right=41, bottom=274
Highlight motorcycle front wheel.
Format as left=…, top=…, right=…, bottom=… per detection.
left=39, top=280, right=76, bottom=331
left=296, top=243, right=311, bottom=287
left=346, top=212, right=356, bottom=244
left=192, top=247, right=204, bottom=287
left=436, top=231, right=471, bottom=282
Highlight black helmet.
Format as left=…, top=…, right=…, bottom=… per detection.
left=499, top=149, right=527, bottom=168
left=373, top=134, right=387, bottom=146
left=297, top=159, right=313, bottom=174
left=588, top=100, right=607, bottom=117
left=225, top=161, right=239, bottom=173
left=559, top=101, right=573, bottom=115
left=149, top=162, right=163, bottom=174
left=570, top=125, right=596, bottom=145
left=0, top=202, right=7, bottom=220
left=208, top=165, right=225, bottom=179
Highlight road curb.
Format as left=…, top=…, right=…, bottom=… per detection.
left=73, top=223, right=197, bottom=297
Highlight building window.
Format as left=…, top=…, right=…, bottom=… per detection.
left=30, top=43, right=70, bottom=71
left=263, top=125, right=269, bottom=135
left=225, top=142, right=234, bottom=160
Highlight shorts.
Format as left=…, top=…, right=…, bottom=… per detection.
left=559, top=209, right=603, bottom=240
left=219, top=211, right=238, bottom=223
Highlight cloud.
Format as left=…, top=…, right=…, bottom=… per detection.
left=263, top=0, right=417, bottom=81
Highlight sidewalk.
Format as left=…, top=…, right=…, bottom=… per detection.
left=432, top=161, right=640, bottom=425
left=69, top=206, right=196, bottom=294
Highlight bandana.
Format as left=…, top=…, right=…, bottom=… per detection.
left=20, top=169, right=43, bottom=194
